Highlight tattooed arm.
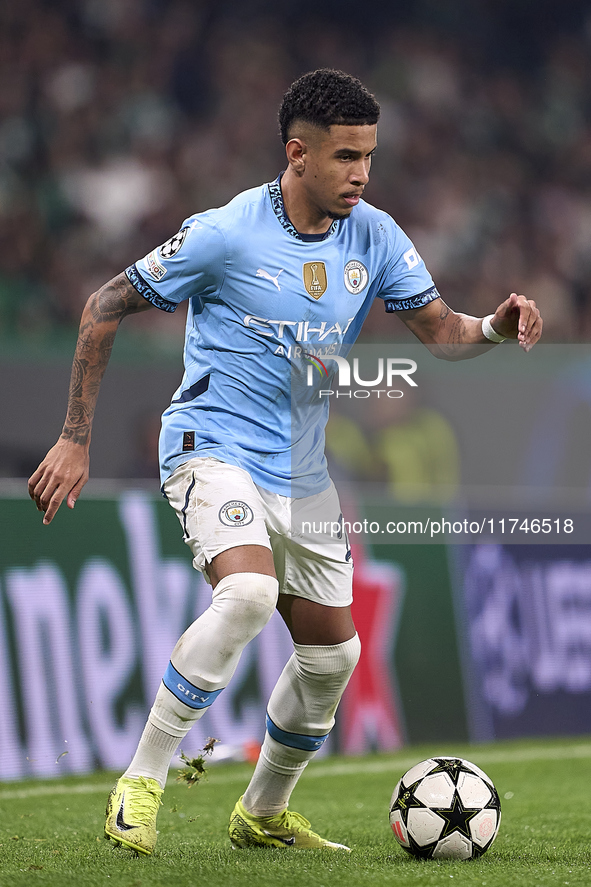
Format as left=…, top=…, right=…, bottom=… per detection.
left=399, top=292, right=542, bottom=360
left=28, top=273, right=153, bottom=524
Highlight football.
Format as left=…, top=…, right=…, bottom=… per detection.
left=389, top=756, right=501, bottom=860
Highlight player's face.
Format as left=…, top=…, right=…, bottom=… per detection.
left=303, top=124, right=377, bottom=220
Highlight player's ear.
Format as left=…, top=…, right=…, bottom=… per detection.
left=285, top=137, right=307, bottom=175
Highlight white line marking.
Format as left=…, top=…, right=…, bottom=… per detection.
left=0, top=782, right=116, bottom=801
left=304, top=742, right=591, bottom=779
left=2, top=743, right=591, bottom=800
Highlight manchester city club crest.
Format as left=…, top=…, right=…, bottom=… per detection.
left=344, top=259, right=369, bottom=294
left=219, top=500, right=254, bottom=527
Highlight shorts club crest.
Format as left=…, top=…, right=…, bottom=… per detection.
left=219, top=501, right=254, bottom=527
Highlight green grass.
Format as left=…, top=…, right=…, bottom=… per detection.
left=1, top=737, right=591, bottom=887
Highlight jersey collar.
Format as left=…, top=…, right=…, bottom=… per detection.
left=268, top=175, right=339, bottom=241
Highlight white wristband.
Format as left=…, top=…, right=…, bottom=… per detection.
left=482, top=314, right=507, bottom=343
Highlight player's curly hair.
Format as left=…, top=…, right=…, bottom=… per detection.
left=278, top=68, right=380, bottom=144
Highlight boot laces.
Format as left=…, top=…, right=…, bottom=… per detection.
left=126, top=777, right=163, bottom=824
left=276, top=810, right=314, bottom=833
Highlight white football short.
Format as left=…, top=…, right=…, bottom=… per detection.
left=163, top=456, right=353, bottom=607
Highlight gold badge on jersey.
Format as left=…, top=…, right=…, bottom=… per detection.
left=302, top=262, right=327, bottom=300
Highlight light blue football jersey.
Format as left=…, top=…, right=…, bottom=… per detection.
left=126, top=176, right=438, bottom=495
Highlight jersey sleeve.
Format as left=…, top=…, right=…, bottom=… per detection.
left=375, top=218, right=440, bottom=312
left=126, top=217, right=226, bottom=312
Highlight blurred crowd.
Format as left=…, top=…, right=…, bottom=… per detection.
left=2, top=0, right=591, bottom=344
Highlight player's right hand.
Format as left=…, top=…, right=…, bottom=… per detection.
left=28, top=436, right=90, bottom=525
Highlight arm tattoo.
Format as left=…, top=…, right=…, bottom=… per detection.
left=447, top=315, right=466, bottom=346
left=89, top=273, right=146, bottom=323
left=62, top=273, right=147, bottom=445
left=434, top=302, right=490, bottom=360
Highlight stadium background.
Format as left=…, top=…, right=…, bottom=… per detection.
left=1, top=0, right=591, bottom=781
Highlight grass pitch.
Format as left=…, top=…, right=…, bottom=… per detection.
left=1, top=737, right=591, bottom=887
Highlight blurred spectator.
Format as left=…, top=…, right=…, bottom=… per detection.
left=125, top=410, right=162, bottom=479
left=325, top=392, right=460, bottom=504
left=1, top=0, right=591, bottom=344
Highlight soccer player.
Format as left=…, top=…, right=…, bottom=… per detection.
left=28, top=69, right=542, bottom=855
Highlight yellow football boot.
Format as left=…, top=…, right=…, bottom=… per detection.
left=105, top=776, right=163, bottom=855
left=229, top=796, right=350, bottom=850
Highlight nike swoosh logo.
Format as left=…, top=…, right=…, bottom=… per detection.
left=116, top=793, right=136, bottom=831
left=264, top=830, right=296, bottom=846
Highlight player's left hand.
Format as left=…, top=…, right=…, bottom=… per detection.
left=491, top=293, right=542, bottom=352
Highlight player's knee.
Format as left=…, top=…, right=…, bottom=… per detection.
left=295, top=633, right=361, bottom=680
left=340, top=632, right=362, bottom=677
left=212, top=571, right=279, bottom=626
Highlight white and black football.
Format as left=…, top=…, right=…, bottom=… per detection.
left=389, top=756, right=501, bottom=860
